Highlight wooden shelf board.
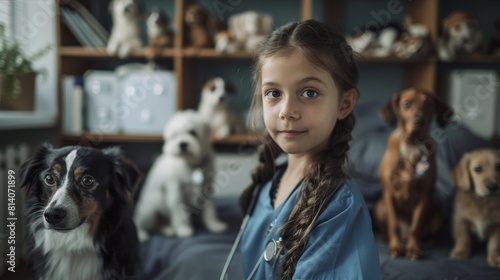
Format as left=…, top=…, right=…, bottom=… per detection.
left=182, top=48, right=256, bottom=59
left=59, top=47, right=175, bottom=58
left=62, top=133, right=261, bottom=145
left=62, top=133, right=163, bottom=143
left=442, top=54, right=500, bottom=63
left=354, top=55, right=436, bottom=64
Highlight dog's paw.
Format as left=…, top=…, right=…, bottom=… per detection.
left=487, top=255, right=500, bottom=268
left=450, top=247, right=470, bottom=260
left=206, top=220, right=229, bottom=233
left=176, top=226, right=194, bottom=238
left=137, top=229, right=150, bottom=243
left=406, top=247, right=422, bottom=260
left=388, top=244, right=404, bottom=258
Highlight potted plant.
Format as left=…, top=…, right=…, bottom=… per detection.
left=0, top=24, right=50, bottom=111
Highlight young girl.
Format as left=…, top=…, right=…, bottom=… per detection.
left=239, top=19, right=382, bottom=279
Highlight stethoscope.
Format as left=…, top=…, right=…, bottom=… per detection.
left=219, top=173, right=289, bottom=280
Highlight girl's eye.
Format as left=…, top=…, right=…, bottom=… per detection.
left=44, top=174, right=57, bottom=187
left=301, top=90, right=318, bottom=98
left=81, top=175, right=95, bottom=188
left=265, top=90, right=280, bottom=99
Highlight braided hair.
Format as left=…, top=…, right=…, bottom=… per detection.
left=242, top=19, right=359, bottom=279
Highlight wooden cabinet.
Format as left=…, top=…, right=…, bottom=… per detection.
left=56, top=0, right=500, bottom=148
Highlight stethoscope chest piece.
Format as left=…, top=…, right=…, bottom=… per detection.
left=264, top=237, right=283, bottom=262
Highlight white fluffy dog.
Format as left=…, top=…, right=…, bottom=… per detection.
left=107, top=0, right=143, bottom=58
left=134, top=110, right=228, bottom=240
left=198, top=77, right=244, bottom=140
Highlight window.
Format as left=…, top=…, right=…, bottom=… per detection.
left=0, top=0, right=12, bottom=39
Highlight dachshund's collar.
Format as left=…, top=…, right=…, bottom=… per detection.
left=398, top=130, right=431, bottom=176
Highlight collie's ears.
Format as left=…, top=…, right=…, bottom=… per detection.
left=19, top=143, right=52, bottom=193
left=103, top=147, right=143, bottom=205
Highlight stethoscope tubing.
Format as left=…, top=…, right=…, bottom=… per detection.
left=219, top=183, right=263, bottom=280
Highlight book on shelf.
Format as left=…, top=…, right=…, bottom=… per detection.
left=61, top=7, right=94, bottom=47
left=67, top=0, right=109, bottom=44
left=60, top=3, right=109, bottom=48
left=62, top=75, right=84, bottom=136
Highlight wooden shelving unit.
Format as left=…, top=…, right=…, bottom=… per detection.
left=59, top=47, right=176, bottom=58
left=56, top=0, right=499, bottom=148
left=61, top=133, right=260, bottom=146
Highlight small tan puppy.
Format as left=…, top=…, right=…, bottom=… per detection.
left=450, top=149, right=500, bottom=267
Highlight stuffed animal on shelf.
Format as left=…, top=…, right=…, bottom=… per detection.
left=107, top=0, right=144, bottom=58
left=184, top=4, right=214, bottom=49
left=393, top=17, right=432, bottom=58
left=146, top=7, right=173, bottom=59
left=437, top=11, right=483, bottom=61
left=214, top=26, right=243, bottom=54
left=223, top=11, right=272, bottom=52
left=197, top=77, right=244, bottom=139
left=347, top=22, right=403, bottom=57
left=346, top=29, right=378, bottom=54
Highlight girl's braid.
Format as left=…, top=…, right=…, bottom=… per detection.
left=278, top=113, right=356, bottom=279
left=239, top=134, right=283, bottom=214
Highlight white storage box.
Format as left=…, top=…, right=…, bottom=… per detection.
left=448, top=69, right=499, bottom=139
left=84, top=70, right=120, bottom=133
left=118, top=70, right=176, bottom=134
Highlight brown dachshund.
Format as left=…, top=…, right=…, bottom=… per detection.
left=450, top=149, right=500, bottom=267
left=375, top=88, right=453, bottom=259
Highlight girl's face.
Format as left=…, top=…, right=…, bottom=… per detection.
left=260, top=50, right=353, bottom=156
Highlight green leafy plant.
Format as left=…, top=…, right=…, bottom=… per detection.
left=0, top=24, right=51, bottom=98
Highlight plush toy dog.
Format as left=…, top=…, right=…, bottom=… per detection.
left=347, top=22, right=403, bottom=57
left=146, top=7, right=173, bottom=59
left=134, top=110, right=228, bottom=240
left=184, top=4, right=214, bottom=48
left=225, top=11, right=272, bottom=52
left=437, top=11, right=483, bottom=61
left=393, top=21, right=432, bottom=58
left=198, top=77, right=244, bottom=139
left=107, top=0, right=144, bottom=58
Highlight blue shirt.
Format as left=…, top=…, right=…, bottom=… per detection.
left=241, top=168, right=382, bottom=280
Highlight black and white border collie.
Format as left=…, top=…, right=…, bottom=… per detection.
left=20, top=144, right=142, bottom=280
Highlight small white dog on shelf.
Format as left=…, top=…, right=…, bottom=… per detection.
left=198, top=77, right=244, bottom=140
left=107, top=0, right=144, bottom=58
left=134, top=110, right=228, bottom=240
